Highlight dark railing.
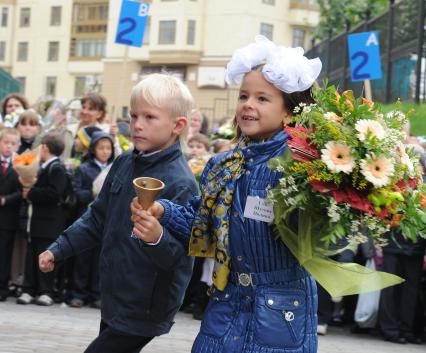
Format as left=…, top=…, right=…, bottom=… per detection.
left=306, top=0, right=426, bottom=104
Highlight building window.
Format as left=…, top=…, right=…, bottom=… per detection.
left=88, top=5, right=97, bottom=20
left=48, top=41, right=60, bottom=61
left=46, top=76, right=57, bottom=97
left=158, top=20, right=176, bottom=44
left=262, top=0, right=275, bottom=5
left=50, top=6, right=62, bottom=26
left=187, top=20, right=196, bottom=45
left=260, top=23, right=273, bottom=40
left=141, top=65, right=186, bottom=82
left=74, top=40, right=106, bottom=57
left=16, top=77, right=26, bottom=94
left=74, top=76, right=101, bottom=96
left=1, top=8, right=8, bottom=27
left=19, top=8, right=31, bottom=27
left=0, top=41, right=5, bottom=61
left=17, top=42, right=28, bottom=62
left=292, top=28, right=306, bottom=48
left=99, top=4, right=108, bottom=20
left=143, top=17, right=151, bottom=45
left=74, top=76, right=86, bottom=96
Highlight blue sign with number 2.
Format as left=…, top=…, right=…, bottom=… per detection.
left=115, top=0, right=149, bottom=47
left=347, top=31, right=382, bottom=82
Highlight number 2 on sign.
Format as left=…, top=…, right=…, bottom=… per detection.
left=116, top=18, right=136, bottom=45
left=116, top=3, right=149, bottom=46
left=351, top=51, right=370, bottom=80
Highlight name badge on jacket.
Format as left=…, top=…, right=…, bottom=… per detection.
left=243, top=195, right=274, bottom=223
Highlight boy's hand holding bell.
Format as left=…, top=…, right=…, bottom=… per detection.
left=131, top=177, right=165, bottom=243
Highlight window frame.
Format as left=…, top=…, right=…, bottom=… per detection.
left=158, top=20, right=177, bottom=45
left=292, top=28, right=306, bottom=48
left=17, top=42, right=28, bottom=62
left=1, top=7, right=8, bottom=27
left=0, top=41, right=5, bottom=61
left=48, top=41, right=60, bottom=62
left=50, top=6, right=62, bottom=26
left=19, top=7, right=31, bottom=27
left=187, top=20, right=196, bottom=45
left=45, top=76, right=57, bottom=97
left=260, top=22, right=274, bottom=41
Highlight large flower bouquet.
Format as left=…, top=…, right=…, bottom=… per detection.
left=268, top=85, right=426, bottom=296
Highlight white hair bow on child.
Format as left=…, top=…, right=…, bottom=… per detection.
left=225, top=35, right=322, bottom=93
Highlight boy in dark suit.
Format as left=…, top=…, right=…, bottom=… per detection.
left=0, top=128, right=21, bottom=301
left=17, top=133, right=67, bottom=306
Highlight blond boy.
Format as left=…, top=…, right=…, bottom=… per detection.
left=39, top=74, right=198, bottom=353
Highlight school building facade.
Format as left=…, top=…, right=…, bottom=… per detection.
left=0, top=0, right=319, bottom=125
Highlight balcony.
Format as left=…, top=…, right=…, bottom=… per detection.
left=288, top=0, right=320, bottom=28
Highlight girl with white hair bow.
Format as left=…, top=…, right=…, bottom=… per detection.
left=131, top=35, right=322, bottom=353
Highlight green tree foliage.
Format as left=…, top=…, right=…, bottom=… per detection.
left=316, top=0, right=388, bottom=40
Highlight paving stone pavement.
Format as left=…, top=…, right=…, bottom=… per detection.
left=0, top=298, right=424, bottom=353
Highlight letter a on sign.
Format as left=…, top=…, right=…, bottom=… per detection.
left=366, top=32, right=379, bottom=47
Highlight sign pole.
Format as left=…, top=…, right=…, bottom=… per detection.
left=113, top=0, right=150, bottom=122
left=115, top=45, right=129, bottom=123
left=364, top=79, right=372, bottom=100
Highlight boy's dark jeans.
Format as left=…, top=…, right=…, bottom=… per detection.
left=84, top=320, right=154, bottom=353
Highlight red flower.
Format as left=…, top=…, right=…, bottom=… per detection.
left=396, top=179, right=417, bottom=192
left=285, top=126, right=320, bottom=161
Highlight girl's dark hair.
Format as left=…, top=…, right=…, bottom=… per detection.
left=81, top=93, right=107, bottom=122
left=233, top=66, right=315, bottom=139
left=1, top=93, right=29, bottom=116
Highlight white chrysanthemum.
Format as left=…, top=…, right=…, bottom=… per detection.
left=360, top=155, right=394, bottom=187
left=321, top=141, right=355, bottom=174
left=355, top=119, right=386, bottom=141
left=396, top=142, right=414, bottom=173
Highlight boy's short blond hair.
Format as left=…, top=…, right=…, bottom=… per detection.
left=0, top=127, right=20, bottom=141
left=130, top=73, right=194, bottom=141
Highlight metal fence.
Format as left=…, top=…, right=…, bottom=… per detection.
left=0, top=68, right=20, bottom=101
left=306, top=0, right=426, bottom=103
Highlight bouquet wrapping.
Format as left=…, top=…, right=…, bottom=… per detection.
left=268, top=86, right=426, bottom=296
left=12, top=147, right=40, bottom=187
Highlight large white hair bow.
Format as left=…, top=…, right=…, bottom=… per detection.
left=225, top=35, right=322, bottom=93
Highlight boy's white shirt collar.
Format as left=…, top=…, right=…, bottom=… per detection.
left=41, top=156, right=59, bottom=169
left=1, top=155, right=11, bottom=163
left=139, top=149, right=162, bottom=157
left=94, top=159, right=109, bottom=169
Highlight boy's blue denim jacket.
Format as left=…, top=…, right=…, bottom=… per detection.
left=49, top=142, right=198, bottom=336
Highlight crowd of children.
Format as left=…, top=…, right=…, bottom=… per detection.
left=0, top=87, right=236, bottom=314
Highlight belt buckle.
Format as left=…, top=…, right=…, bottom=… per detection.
left=238, top=273, right=252, bottom=287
